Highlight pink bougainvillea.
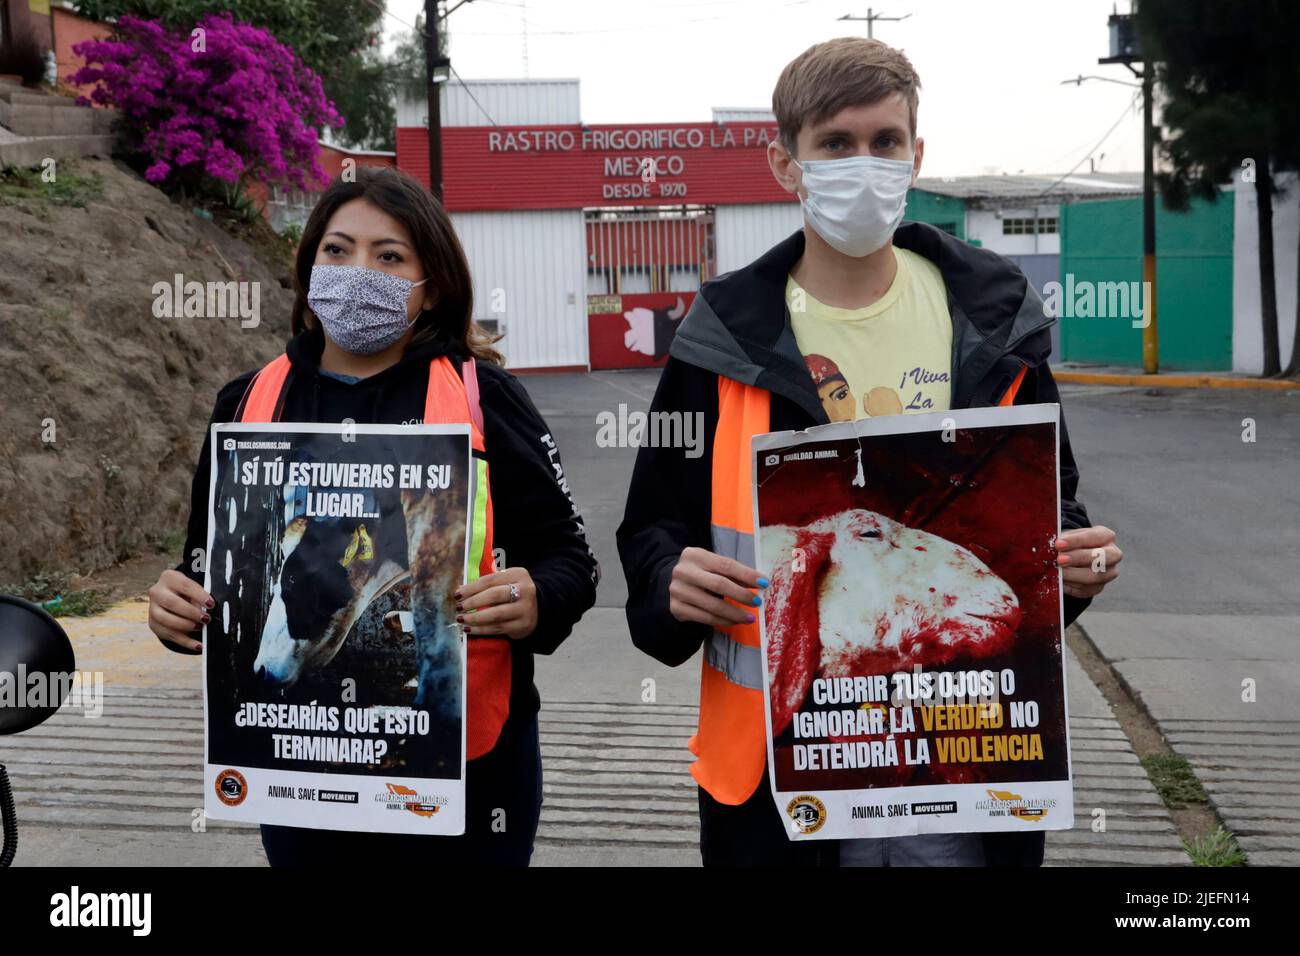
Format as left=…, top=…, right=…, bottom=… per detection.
left=70, top=13, right=343, bottom=189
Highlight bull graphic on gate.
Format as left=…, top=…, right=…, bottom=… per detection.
left=623, top=295, right=688, bottom=361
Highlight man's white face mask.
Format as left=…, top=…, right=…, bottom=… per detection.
left=793, top=153, right=916, bottom=257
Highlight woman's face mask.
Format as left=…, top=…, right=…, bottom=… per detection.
left=793, top=153, right=916, bottom=258
left=307, top=264, right=428, bottom=355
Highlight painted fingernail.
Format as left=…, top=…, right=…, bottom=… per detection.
left=464, top=626, right=472, bottom=634
left=757, top=577, right=770, bottom=588
left=206, top=598, right=215, bottom=608
left=455, top=603, right=463, bottom=612
left=751, top=595, right=762, bottom=606
left=456, top=615, right=464, bottom=623
left=746, top=613, right=756, bottom=624
left=201, top=613, right=210, bottom=623
left=453, top=590, right=463, bottom=600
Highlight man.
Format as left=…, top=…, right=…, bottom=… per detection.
left=617, top=36, right=1123, bottom=867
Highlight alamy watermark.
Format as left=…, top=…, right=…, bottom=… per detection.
left=152, top=273, right=260, bottom=328
left=0, top=667, right=104, bottom=718
left=1042, top=273, right=1151, bottom=328
left=596, top=403, right=705, bottom=459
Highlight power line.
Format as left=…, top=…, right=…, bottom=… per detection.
left=1031, top=90, right=1141, bottom=197
left=360, top=0, right=433, bottom=39
left=449, top=62, right=501, bottom=127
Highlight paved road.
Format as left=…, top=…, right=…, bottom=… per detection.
left=520, top=369, right=661, bottom=612
left=1050, top=383, right=1299, bottom=617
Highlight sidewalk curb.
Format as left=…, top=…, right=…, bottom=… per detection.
left=1069, top=622, right=1244, bottom=865
left=1055, top=371, right=1300, bottom=391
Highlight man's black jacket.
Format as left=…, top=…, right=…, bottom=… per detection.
left=617, top=222, right=1094, bottom=867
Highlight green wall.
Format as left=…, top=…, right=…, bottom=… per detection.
left=905, top=189, right=967, bottom=241
left=1058, top=194, right=1233, bottom=369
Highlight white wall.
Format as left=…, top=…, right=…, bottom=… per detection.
left=966, top=205, right=1061, bottom=255
left=1233, top=172, right=1299, bottom=373
left=396, top=78, right=581, bottom=128
left=715, top=202, right=803, bottom=274
left=452, top=209, right=588, bottom=369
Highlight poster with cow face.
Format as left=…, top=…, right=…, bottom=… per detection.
left=202, top=423, right=472, bottom=835
left=752, top=404, right=1073, bottom=841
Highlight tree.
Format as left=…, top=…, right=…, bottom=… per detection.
left=70, top=13, right=342, bottom=195
left=388, top=12, right=431, bottom=101
left=72, top=0, right=394, bottom=150
left=1137, top=0, right=1300, bottom=377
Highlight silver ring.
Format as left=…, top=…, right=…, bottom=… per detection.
left=507, top=583, right=520, bottom=604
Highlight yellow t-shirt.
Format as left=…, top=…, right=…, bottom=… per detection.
left=787, top=246, right=952, bottom=422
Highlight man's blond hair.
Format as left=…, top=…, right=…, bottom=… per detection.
left=772, top=37, right=921, bottom=155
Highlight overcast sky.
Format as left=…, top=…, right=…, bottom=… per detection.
left=387, top=0, right=1147, bottom=179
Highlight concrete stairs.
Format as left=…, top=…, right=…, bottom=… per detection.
left=0, top=79, right=117, bottom=167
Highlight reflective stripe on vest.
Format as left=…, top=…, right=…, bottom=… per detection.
left=693, top=365, right=1032, bottom=805
left=705, top=630, right=764, bottom=691
left=238, top=353, right=510, bottom=760
left=708, top=520, right=763, bottom=692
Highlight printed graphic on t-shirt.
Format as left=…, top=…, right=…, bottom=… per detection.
left=789, top=246, right=953, bottom=422
left=805, top=353, right=952, bottom=420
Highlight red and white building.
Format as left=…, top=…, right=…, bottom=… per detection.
left=397, top=79, right=802, bottom=371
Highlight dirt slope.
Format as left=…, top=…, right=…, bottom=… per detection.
left=0, top=157, right=295, bottom=585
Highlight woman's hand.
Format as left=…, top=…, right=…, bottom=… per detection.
left=454, top=567, right=538, bottom=639
left=148, top=569, right=212, bottom=652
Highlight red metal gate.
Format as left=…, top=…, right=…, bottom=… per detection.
left=586, top=206, right=716, bottom=369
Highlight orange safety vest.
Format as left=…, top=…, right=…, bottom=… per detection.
left=692, top=364, right=1029, bottom=805
left=237, top=353, right=511, bottom=760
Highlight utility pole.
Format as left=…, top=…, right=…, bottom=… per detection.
left=838, top=8, right=912, bottom=40
left=1098, top=6, right=1158, bottom=373
left=423, top=1, right=447, bottom=200
left=1139, top=61, right=1157, bottom=374
left=424, top=1, right=476, bottom=199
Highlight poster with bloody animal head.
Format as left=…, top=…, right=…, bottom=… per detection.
left=751, top=404, right=1073, bottom=840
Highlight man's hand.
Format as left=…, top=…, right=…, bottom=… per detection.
left=669, top=546, right=767, bottom=629
left=1056, top=526, right=1123, bottom=599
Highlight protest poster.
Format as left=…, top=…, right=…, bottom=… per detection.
left=751, top=404, right=1073, bottom=840
left=202, top=422, right=472, bottom=835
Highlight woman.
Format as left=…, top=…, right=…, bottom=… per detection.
left=147, top=166, right=599, bottom=866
